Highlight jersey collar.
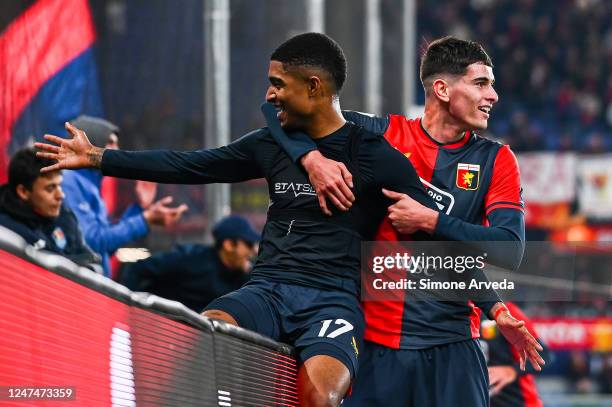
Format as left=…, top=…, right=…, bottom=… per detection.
left=418, top=118, right=472, bottom=149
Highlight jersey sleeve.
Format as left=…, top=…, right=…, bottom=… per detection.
left=260, top=103, right=391, bottom=164
left=485, top=145, right=524, bottom=215
left=261, top=102, right=317, bottom=162
left=343, top=111, right=390, bottom=135
left=366, top=137, right=437, bottom=210
left=434, top=208, right=525, bottom=270
left=101, top=130, right=265, bottom=184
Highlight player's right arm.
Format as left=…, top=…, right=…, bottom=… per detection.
left=37, top=122, right=265, bottom=184
left=315, top=112, right=389, bottom=214
left=364, top=136, right=435, bottom=210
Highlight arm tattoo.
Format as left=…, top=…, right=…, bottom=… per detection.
left=87, top=147, right=105, bottom=168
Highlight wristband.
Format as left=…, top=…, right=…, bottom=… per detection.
left=494, top=306, right=509, bottom=321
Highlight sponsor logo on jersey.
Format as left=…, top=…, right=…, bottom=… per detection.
left=274, top=182, right=317, bottom=197
left=420, top=178, right=455, bottom=215
left=456, top=163, right=480, bottom=191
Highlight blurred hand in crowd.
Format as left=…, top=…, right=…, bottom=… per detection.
left=488, top=366, right=518, bottom=396
left=143, top=196, right=188, bottom=227
left=135, top=181, right=158, bottom=209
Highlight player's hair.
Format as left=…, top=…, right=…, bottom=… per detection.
left=420, top=36, right=493, bottom=90
left=271, top=32, right=347, bottom=93
left=8, top=148, right=58, bottom=191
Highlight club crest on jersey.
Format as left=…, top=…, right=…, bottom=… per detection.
left=52, top=226, right=67, bottom=250
left=456, top=163, right=480, bottom=191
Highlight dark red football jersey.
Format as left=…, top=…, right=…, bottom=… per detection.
left=347, top=112, right=524, bottom=349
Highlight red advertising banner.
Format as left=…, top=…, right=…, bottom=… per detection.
left=533, top=318, right=612, bottom=352
left=0, top=247, right=298, bottom=406
left=0, top=251, right=129, bottom=405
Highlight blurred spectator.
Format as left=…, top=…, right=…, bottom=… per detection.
left=119, top=215, right=260, bottom=312
left=62, top=115, right=188, bottom=278
left=0, top=148, right=100, bottom=269
left=599, top=353, right=612, bottom=393
left=567, top=350, right=596, bottom=393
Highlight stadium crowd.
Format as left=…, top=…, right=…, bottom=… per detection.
left=417, top=0, right=612, bottom=152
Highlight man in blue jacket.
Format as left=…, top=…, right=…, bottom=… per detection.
left=61, top=115, right=188, bottom=277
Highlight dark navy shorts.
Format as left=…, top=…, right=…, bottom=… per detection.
left=205, top=278, right=364, bottom=378
left=343, top=339, right=489, bottom=407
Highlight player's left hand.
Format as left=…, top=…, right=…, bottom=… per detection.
left=382, top=188, right=438, bottom=234
left=495, top=309, right=545, bottom=372
left=488, top=366, right=517, bottom=396
left=35, top=122, right=99, bottom=172
left=301, top=150, right=355, bottom=216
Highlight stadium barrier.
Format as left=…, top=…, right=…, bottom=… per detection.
left=0, top=226, right=298, bottom=406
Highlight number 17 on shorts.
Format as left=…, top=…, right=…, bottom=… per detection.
left=318, top=319, right=354, bottom=338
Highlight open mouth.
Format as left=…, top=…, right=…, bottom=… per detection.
left=478, top=106, right=491, bottom=116
left=275, top=105, right=287, bottom=121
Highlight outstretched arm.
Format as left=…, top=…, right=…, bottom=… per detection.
left=36, top=122, right=264, bottom=184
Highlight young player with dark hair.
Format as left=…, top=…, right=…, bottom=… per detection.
left=0, top=148, right=99, bottom=268
left=266, top=36, right=544, bottom=406
left=36, top=32, right=438, bottom=406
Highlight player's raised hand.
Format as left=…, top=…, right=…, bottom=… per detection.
left=35, top=122, right=104, bottom=173
left=495, top=307, right=545, bottom=371
left=301, top=150, right=355, bottom=216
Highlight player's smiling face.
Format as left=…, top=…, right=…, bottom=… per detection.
left=266, top=60, right=313, bottom=130
left=447, top=62, right=498, bottom=131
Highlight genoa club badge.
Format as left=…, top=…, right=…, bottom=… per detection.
left=456, top=163, right=480, bottom=190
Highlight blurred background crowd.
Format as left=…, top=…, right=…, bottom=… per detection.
left=418, top=0, right=612, bottom=153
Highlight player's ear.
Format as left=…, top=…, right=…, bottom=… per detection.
left=307, top=75, right=323, bottom=97
left=432, top=78, right=451, bottom=103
